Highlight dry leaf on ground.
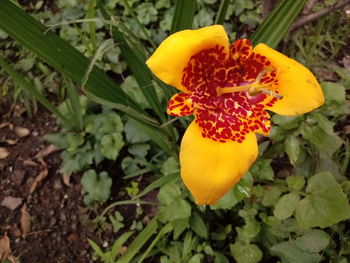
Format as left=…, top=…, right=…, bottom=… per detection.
left=29, top=168, right=48, bottom=194
left=14, top=126, right=30, bottom=138
left=0, top=232, right=10, bottom=261
left=0, top=123, right=10, bottom=129
left=20, top=204, right=31, bottom=238
left=62, top=173, right=71, bottom=187
left=1, top=196, right=23, bottom=210
left=34, top=144, right=59, bottom=159
left=0, top=147, right=10, bottom=159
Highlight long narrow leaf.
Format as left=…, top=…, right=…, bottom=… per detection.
left=215, top=0, right=230, bottom=25
left=117, top=218, right=158, bottom=263
left=0, top=0, right=151, bottom=123
left=171, top=0, right=197, bottom=33
left=251, top=0, right=307, bottom=48
left=98, top=5, right=165, bottom=122
left=0, top=56, right=69, bottom=126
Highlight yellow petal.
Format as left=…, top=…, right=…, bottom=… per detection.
left=253, top=44, right=324, bottom=116
left=179, top=121, right=258, bottom=205
left=146, top=25, right=229, bottom=92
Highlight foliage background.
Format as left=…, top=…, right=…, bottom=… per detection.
left=0, top=0, right=350, bottom=262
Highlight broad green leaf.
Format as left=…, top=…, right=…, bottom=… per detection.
left=321, top=82, right=345, bottom=105
left=295, top=172, right=350, bottom=228
left=100, top=133, right=124, bottom=160
left=271, top=241, right=322, bottom=263
left=230, top=243, right=262, bottom=263
left=236, top=209, right=261, bottom=244
left=128, top=144, right=151, bottom=158
left=286, top=175, right=305, bottom=191
left=171, top=0, right=197, bottom=33
left=274, top=192, right=300, bottom=220
left=124, top=118, right=151, bottom=144
left=172, top=218, right=189, bottom=239
left=251, top=0, right=307, bottom=48
left=81, top=170, right=112, bottom=205
left=158, top=182, right=182, bottom=205
left=301, top=114, right=343, bottom=159
left=271, top=115, right=301, bottom=130
left=262, top=186, right=283, bottom=207
left=250, top=158, right=274, bottom=181
left=161, top=157, right=180, bottom=176
left=188, top=254, right=204, bottom=263
left=189, top=212, right=208, bottom=239
left=295, top=229, right=330, bottom=253
left=285, top=135, right=301, bottom=165
left=158, top=199, right=191, bottom=222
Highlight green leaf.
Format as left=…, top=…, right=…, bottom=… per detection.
left=117, top=218, right=158, bottom=263
left=158, top=182, right=182, bottom=205
left=0, top=56, right=68, bottom=126
left=81, top=170, right=112, bottom=205
left=286, top=175, right=305, bottom=191
left=215, top=0, right=230, bottom=24
left=274, top=192, right=300, bottom=220
left=189, top=212, right=208, bottom=239
left=161, top=157, right=180, bottom=176
left=250, top=158, right=274, bottom=181
left=236, top=209, right=261, bottom=244
left=171, top=0, right=197, bottom=33
left=271, top=115, right=301, bottom=130
left=128, top=144, right=150, bottom=158
left=295, top=172, right=350, bottom=228
left=211, top=173, right=253, bottom=209
left=271, top=241, right=322, bottom=263
left=251, top=0, right=307, bottom=48
left=262, top=186, right=283, bottom=207
left=124, top=118, right=151, bottom=144
left=230, top=243, right=263, bottom=263
left=100, top=133, right=124, bottom=160
left=321, top=82, right=345, bottom=105
left=172, top=218, right=189, bottom=239
left=301, top=114, right=343, bottom=159
left=295, top=229, right=330, bottom=253
left=0, top=0, right=148, bottom=122
left=285, top=135, right=301, bottom=165
left=158, top=199, right=191, bottom=223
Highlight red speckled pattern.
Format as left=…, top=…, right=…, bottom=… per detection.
left=167, top=39, right=278, bottom=143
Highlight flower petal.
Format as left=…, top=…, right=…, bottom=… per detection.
left=167, top=93, right=194, bottom=117
left=146, top=25, right=229, bottom=92
left=180, top=121, right=258, bottom=204
left=253, top=44, right=324, bottom=116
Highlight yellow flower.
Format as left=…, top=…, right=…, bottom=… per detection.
left=146, top=25, right=324, bottom=205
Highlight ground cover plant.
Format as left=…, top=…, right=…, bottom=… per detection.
left=0, top=0, right=350, bottom=262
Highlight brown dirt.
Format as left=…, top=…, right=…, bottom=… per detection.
left=0, top=96, right=159, bottom=263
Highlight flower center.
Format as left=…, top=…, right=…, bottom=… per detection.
left=216, top=68, right=283, bottom=100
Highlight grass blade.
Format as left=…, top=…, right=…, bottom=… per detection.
left=171, top=0, right=197, bottom=33
left=0, top=56, right=69, bottom=126
left=117, top=218, right=158, bottom=263
left=215, top=0, right=230, bottom=25
left=0, top=0, right=150, bottom=123
left=251, top=0, right=307, bottom=48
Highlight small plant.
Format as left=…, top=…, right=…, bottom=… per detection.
left=81, top=169, right=112, bottom=205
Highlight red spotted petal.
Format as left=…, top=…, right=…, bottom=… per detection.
left=167, top=93, right=194, bottom=117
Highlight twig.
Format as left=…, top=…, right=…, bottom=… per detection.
left=291, top=0, right=350, bottom=31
